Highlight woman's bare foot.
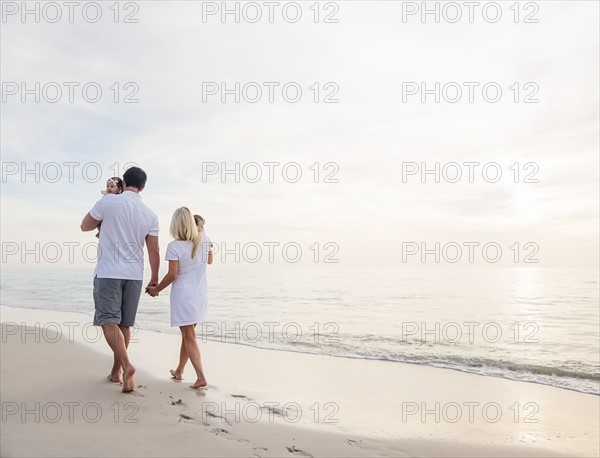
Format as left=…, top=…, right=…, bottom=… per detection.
left=170, top=369, right=183, bottom=380
left=107, top=373, right=122, bottom=384
left=122, top=365, right=136, bottom=393
left=190, top=377, right=207, bottom=389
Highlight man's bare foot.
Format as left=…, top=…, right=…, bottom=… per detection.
left=170, top=369, right=183, bottom=380
left=122, top=365, right=136, bottom=393
left=107, top=374, right=122, bottom=384
left=190, top=377, right=207, bottom=389
left=110, top=362, right=122, bottom=383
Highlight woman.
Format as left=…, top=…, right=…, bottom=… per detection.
left=147, top=207, right=213, bottom=389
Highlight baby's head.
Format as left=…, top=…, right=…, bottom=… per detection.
left=194, top=214, right=205, bottom=232
left=104, top=177, right=123, bottom=195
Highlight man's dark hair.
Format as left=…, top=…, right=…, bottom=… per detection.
left=123, top=166, right=147, bottom=190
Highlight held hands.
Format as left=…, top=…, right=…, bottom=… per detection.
left=145, top=280, right=159, bottom=297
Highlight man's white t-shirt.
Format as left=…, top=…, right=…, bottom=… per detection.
left=90, top=191, right=159, bottom=280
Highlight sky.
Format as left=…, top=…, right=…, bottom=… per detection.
left=1, top=1, right=599, bottom=269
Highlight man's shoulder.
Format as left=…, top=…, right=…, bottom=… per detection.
left=139, top=202, right=159, bottom=220
left=123, top=193, right=156, bottom=215
left=102, top=193, right=125, bottom=204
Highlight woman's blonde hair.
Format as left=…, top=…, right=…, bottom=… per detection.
left=170, top=207, right=199, bottom=258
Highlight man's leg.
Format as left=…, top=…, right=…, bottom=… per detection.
left=121, top=325, right=131, bottom=347
left=102, top=323, right=135, bottom=392
left=109, top=326, right=131, bottom=383
left=119, top=280, right=143, bottom=392
left=94, top=277, right=135, bottom=392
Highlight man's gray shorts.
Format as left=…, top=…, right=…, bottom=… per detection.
left=93, top=277, right=143, bottom=327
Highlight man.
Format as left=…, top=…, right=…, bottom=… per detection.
left=80, top=166, right=159, bottom=392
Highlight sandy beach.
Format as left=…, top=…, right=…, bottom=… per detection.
left=3, top=1, right=599, bottom=456
left=1, top=305, right=598, bottom=458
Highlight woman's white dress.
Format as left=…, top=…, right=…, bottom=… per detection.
left=165, top=233, right=211, bottom=327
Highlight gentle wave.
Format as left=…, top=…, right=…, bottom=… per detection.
left=170, top=326, right=600, bottom=395
left=2, top=266, right=599, bottom=396
left=3, top=301, right=599, bottom=395
left=248, top=345, right=598, bottom=395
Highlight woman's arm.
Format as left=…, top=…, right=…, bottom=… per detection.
left=148, top=260, right=178, bottom=295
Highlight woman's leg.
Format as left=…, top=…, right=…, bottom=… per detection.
left=170, top=337, right=188, bottom=380
left=179, top=324, right=207, bottom=388
left=171, top=324, right=196, bottom=379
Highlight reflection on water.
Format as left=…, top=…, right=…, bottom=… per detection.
left=1, top=265, right=599, bottom=394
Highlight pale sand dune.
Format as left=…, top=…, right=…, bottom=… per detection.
left=1, top=306, right=597, bottom=457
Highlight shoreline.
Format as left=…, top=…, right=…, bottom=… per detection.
left=1, top=302, right=597, bottom=397
left=1, top=305, right=599, bottom=457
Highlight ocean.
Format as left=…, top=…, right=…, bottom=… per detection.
left=1, top=265, right=598, bottom=395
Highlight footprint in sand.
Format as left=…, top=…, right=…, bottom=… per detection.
left=262, top=405, right=284, bottom=417
left=346, top=439, right=376, bottom=450
left=286, top=445, right=313, bottom=457
left=346, top=438, right=409, bottom=457
left=178, top=413, right=208, bottom=427
left=253, top=446, right=268, bottom=458
left=209, top=428, right=250, bottom=443
left=205, top=411, right=232, bottom=426
left=169, top=397, right=184, bottom=406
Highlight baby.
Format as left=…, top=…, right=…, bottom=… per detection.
left=96, top=177, right=123, bottom=238
left=101, top=177, right=123, bottom=196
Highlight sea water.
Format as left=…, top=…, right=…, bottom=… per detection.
left=1, top=265, right=598, bottom=395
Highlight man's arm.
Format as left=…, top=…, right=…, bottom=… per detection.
left=147, top=260, right=178, bottom=296
left=145, top=234, right=160, bottom=287
left=80, top=213, right=101, bottom=232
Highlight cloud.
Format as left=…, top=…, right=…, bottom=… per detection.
left=1, top=1, right=598, bottom=268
